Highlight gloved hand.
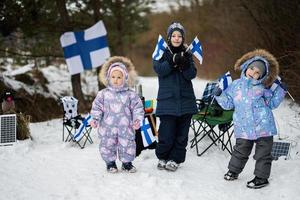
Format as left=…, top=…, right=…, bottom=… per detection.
left=173, top=52, right=184, bottom=65
left=180, top=50, right=192, bottom=70
left=90, top=120, right=98, bottom=128
left=213, top=87, right=223, bottom=96
left=133, top=120, right=141, bottom=130
left=173, top=52, right=189, bottom=69
left=184, top=50, right=193, bottom=58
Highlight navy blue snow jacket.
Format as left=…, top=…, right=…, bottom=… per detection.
left=153, top=49, right=198, bottom=116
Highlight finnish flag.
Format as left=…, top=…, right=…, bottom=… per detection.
left=140, top=118, right=156, bottom=147
left=152, top=35, right=168, bottom=61
left=188, top=36, right=203, bottom=64
left=218, top=71, right=232, bottom=91
left=60, top=21, right=110, bottom=75
left=270, top=76, right=282, bottom=92
left=73, top=114, right=92, bottom=142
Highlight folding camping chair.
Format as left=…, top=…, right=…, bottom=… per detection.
left=61, top=96, right=93, bottom=149
left=190, top=82, right=234, bottom=156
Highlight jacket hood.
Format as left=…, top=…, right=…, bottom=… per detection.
left=100, top=56, right=138, bottom=88
left=234, top=49, right=279, bottom=87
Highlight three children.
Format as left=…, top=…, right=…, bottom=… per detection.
left=89, top=22, right=287, bottom=191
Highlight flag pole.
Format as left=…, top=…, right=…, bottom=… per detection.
left=287, top=91, right=295, bottom=101
left=167, top=46, right=173, bottom=54
left=185, top=36, right=197, bottom=52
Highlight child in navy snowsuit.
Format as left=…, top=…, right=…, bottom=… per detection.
left=214, top=49, right=287, bottom=189
left=153, top=22, right=198, bottom=171
left=90, top=56, right=144, bottom=173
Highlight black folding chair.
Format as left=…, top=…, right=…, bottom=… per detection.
left=190, top=82, right=234, bottom=156
left=61, top=96, right=93, bottom=149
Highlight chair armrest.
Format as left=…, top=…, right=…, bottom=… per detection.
left=195, top=99, right=205, bottom=112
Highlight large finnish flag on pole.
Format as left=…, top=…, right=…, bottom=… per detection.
left=218, top=71, right=232, bottom=91
left=140, top=118, right=156, bottom=147
left=188, top=36, right=203, bottom=64
left=152, top=35, right=168, bottom=61
left=60, top=21, right=110, bottom=75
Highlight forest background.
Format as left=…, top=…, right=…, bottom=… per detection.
left=0, top=0, right=299, bottom=122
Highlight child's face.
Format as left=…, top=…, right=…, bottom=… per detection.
left=110, top=70, right=124, bottom=87
left=170, top=31, right=183, bottom=47
left=245, top=66, right=261, bottom=80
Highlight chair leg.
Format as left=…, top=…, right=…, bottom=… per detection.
left=74, top=127, right=93, bottom=149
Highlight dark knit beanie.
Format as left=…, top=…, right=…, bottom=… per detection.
left=167, top=22, right=185, bottom=42
left=248, top=60, right=266, bottom=78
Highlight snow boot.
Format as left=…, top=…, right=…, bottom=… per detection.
left=165, top=160, right=179, bottom=172
left=224, top=170, right=239, bottom=181
left=106, top=161, right=118, bottom=173
left=246, top=176, right=269, bottom=189
left=157, top=159, right=167, bottom=170
left=122, top=162, right=137, bottom=173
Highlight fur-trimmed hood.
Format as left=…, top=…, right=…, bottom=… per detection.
left=234, top=49, right=279, bottom=87
left=99, top=56, right=138, bottom=88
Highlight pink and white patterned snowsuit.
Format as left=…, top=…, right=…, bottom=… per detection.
left=90, top=64, right=144, bottom=163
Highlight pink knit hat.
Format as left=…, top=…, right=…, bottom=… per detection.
left=107, top=62, right=129, bottom=85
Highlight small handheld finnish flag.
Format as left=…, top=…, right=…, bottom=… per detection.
left=152, top=35, right=168, bottom=61
left=270, top=76, right=282, bottom=92
left=140, top=118, right=156, bottom=147
left=60, top=21, right=110, bottom=75
left=74, top=114, right=92, bottom=142
left=188, top=36, right=203, bottom=64
left=218, top=71, right=232, bottom=91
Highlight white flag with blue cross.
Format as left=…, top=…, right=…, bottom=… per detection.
left=188, top=36, right=203, bottom=64
left=140, top=118, right=156, bottom=147
left=270, top=76, right=282, bottom=92
left=60, top=21, right=110, bottom=75
left=152, top=35, right=168, bottom=61
left=74, top=114, right=92, bottom=142
left=218, top=71, right=232, bottom=91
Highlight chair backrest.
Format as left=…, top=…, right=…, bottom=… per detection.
left=201, top=82, right=223, bottom=117
left=202, top=82, right=218, bottom=103
left=61, top=96, right=78, bottom=120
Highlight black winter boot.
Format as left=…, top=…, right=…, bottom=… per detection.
left=224, top=170, right=239, bottom=181
left=246, top=176, right=269, bottom=189
left=122, top=162, right=137, bottom=173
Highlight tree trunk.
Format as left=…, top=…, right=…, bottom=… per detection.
left=92, top=0, right=105, bottom=91
left=55, top=0, right=86, bottom=111
left=115, top=0, right=124, bottom=55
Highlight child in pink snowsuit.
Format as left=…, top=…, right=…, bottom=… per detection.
left=90, top=56, right=144, bottom=173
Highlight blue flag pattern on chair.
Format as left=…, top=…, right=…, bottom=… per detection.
left=152, top=35, right=168, bottom=61
left=218, top=71, right=232, bottom=91
left=188, top=36, right=203, bottom=64
left=74, top=114, right=92, bottom=142
left=60, top=21, right=110, bottom=75
left=140, top=118, right=156, bottom=147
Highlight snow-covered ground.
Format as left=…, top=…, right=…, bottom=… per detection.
left=0, top=68, right=300, bottom=199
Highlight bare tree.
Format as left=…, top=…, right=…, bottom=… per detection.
left=55, top=0, right=86, bottom=111
left=91, top=0, right=105, bottom=91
